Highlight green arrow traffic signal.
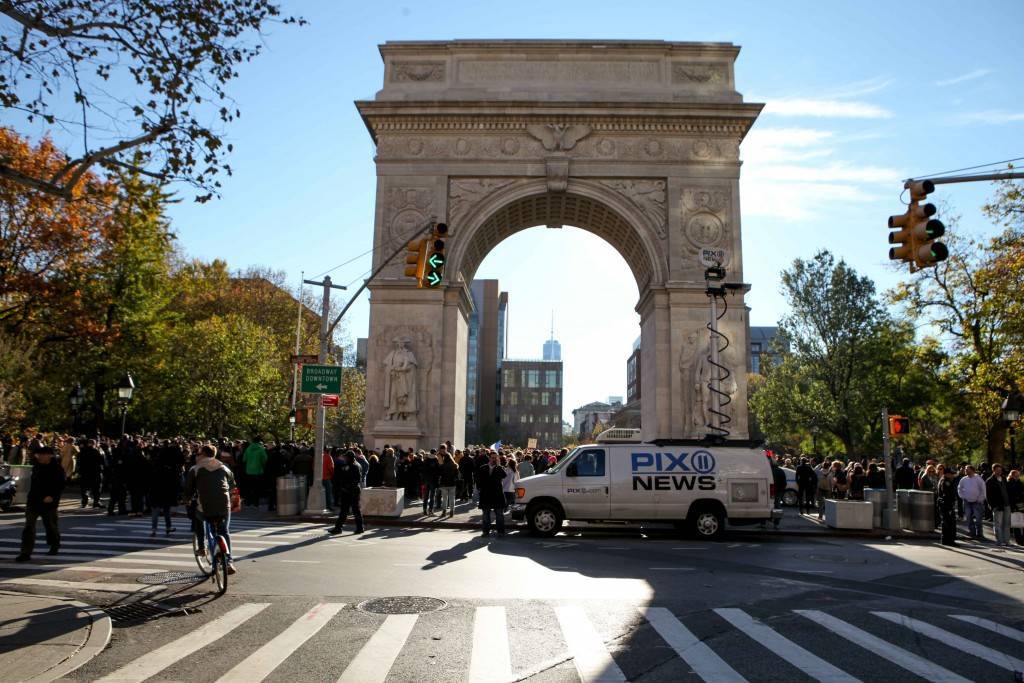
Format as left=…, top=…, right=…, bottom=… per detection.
left=426, top=271, right=442, bottom=286
left=428, top=253, right=444, bottom=269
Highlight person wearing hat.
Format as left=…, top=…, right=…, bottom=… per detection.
left=16, top=446, right=66, bottom=562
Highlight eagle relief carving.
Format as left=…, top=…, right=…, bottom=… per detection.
left=526, top=124, right=592, bottom=152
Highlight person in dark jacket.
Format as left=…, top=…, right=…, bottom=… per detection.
left=367, top=453, right=384, bottom=488
left=894, top=458, right=916, bottom=490
left=106, top=436, right=130, bottom=515
left=380, top=447, right=397, bottom=487
left=149, top=443, right=181, bottom=537
left=770, top=458, right=786, bottom=527
left=986, top=464, right=1012, bottom=546
left=794, top=458, right=817, bottom=515
left=1007, top=469, right=1023, bottom=546
left=438, top=449, right=459, bottom=518
left=421, top=451, right=440, bottom=515
left=866, top=463, right=886, bottom=489
left=458, top=450, right=476, bottom=501
left=16, top=447, right=66, bottom=561
left=937, top=466, right=958, bottom=546
left=476, top=452, right=507, bottom=537
left=76, top=439, right=104, bottom=508
left=329, top=450, right=364, bottom=534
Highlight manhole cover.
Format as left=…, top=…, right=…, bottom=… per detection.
left=137, top=570, right=208, bottom=585
left=356, top=596, right=447, bottom=615
left=804, top=554, right=868, bottom=564
left=105, top=601, right=178, bottom=626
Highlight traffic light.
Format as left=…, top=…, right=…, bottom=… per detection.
left=424, top=222, right=447, bottom=287
left=889, top=415, right=910, bottom=437
left=888, top=180, right=948, bottom=271
left=404, top=238, right=428, bottom=286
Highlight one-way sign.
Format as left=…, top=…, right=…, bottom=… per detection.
left=300, top=364, right=341, bottom=394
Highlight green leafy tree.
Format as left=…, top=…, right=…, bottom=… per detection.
left=328, top=368, right=366, bottom=445
left=157, top=314, right=282, bottom=437
left=891, top=184, right=1024, bottom=462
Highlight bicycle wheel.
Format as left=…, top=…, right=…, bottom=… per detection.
left=193, top=529, right=213, bottom=575
left=213, top=536, right=229, bottom=595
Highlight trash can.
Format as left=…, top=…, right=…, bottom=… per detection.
left=864, top=488, right=885, bottom=528
left=909, top=490, right=935, bottom=532
left=897, top=489, right=912, bottom=529
left=276, top=475, right=298, bottom=516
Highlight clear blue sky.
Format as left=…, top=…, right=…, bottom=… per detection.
left=60, top=1, right=1024, bottom=421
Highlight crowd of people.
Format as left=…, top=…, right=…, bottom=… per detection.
left=7, top=430, right=1021, bottom=561
left=778, top=454, right=1024, bottom=547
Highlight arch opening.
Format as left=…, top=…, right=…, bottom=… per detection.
left=456, top=190, right=658, bottom=293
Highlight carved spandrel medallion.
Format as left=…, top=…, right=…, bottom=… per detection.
left=680, top=188, right=732, bottom=262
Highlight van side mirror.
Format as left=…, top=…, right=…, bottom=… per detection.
left=566, top=462, right=578, bottom=477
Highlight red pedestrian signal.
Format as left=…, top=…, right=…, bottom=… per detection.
left=889, top=415, right=910, bottom=437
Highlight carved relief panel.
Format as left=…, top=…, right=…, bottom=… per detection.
left=378, top=186, right=435, bottom=277
left=679, top=187, right=734, bottom=270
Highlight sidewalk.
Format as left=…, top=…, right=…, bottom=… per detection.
left=229, top=497, right=940, bottom=540
left=0, top=591, right=110, bottom=683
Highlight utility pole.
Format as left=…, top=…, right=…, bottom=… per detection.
left=302, top=275, right=347, bottom=516
left=290, top=271, right=304, bottom=442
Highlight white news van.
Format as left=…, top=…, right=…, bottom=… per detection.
left=511, top=429, right=777, bottom=539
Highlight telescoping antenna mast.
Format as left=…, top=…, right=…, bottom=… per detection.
left=703, top=259, right=743, bottom=441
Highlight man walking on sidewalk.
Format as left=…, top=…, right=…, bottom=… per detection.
left=329, top=450, right=364, bottom=535
left=16, top=447, right=65, bottom=562
left=937, top=467, right=959, bottom=546
left=957, top=465, right=986, bottom=540
left=476, top=451, right=507, bottom=537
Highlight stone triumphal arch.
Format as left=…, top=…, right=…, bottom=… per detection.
left=357, top=40, right=762, bottom=450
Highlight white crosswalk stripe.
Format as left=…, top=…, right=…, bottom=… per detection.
left=469, top=606, right=513, bottom=683
left=96, top=603, right=270, bottom=682
left=795, top=610, right=971, bottom=683
left=558, top=605, right=626, bottom=682
left=20, top=597, right=1020, bottom=683
left=218, top=603, right=344, bottom=682
left=949, top=614, right=1024, bottom=643
left=714, top=608, right=859, bottom=682
left=873, top=612, right=1024, bottom=672
left=338, top=613, right=418, bottom=683
left=643, top=606, right=745, bottom=683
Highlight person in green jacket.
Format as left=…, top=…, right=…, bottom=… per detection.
left=242, top=438, right=268, bottom=508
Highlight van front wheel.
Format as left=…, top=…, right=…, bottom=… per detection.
left=688, top=507, right=724, bottom=540
left=527, top=503, right=563, bottom=537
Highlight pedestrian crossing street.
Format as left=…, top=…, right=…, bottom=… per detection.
left=68, top=597, right=1024, bottom=682
left=0, top=516, right=357, bottom=589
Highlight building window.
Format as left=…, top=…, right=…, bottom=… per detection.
left=530, top=392, right=539, bottom=406
left=545, top=370, right=559, bottom=388
left=504, top=369, right=515, bottom=387
left=520, top=415, right=527, bottom=423
left=508, top=392, right=518, bottom=406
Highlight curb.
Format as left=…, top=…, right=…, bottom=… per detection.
left=0, top=591, right=112, bottom=683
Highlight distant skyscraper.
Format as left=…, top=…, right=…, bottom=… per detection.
left=466, top=280, right=508, bottom=441
left=542, top=312, right=561, bottom=361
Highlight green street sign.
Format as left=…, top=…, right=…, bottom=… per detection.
left=301, top=364, right=341, bottom=394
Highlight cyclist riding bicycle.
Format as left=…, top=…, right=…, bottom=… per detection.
left=185, top=444, right=237, bottom=575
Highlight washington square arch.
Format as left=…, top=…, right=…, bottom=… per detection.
left=357, top=40, right=763, bottom=450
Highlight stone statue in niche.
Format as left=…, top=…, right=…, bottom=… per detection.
left=383, top=337, right=419, bottom=421
left=679, top=328, right=737, bottom=435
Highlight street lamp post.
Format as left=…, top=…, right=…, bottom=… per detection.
left=1002, top=392, right=1023, bottom=469
left=68, top=383, right=85, bottom=434
left=116, top=372, right=135, bottom=436
left=289, top=409, right=296, bottom=442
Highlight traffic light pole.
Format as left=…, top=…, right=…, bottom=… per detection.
left=912, top=170, right=1024, bottom=186
left=325, top=217, right=437, bottom=340
left=303, top=275, right=347, bottom=517
left=881, top=407, right=896, bottom=530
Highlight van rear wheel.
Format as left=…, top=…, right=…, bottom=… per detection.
left=527, top=503, right=563, bottom=537
left=688, top=506, right=724, bottom=540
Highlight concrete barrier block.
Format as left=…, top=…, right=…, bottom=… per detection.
left=362, top=487, right=404, bottom=517
left=824, top=499, right=874, bottom=530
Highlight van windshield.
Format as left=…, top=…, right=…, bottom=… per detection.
left=544, top=447, right=580, bottom=475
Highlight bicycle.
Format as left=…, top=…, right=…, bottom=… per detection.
left=192, top=515, right=229, bottom=595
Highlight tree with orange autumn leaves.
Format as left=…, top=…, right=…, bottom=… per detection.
left=1, top=127, right=359, bottom=437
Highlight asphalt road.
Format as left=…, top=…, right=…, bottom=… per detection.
left=2, top=506, right=1023, bottom=682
